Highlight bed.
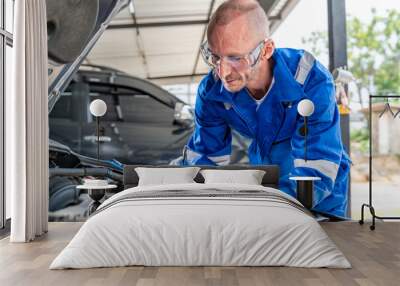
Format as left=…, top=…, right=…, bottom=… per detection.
left=50, top=165, right=351, bottom=269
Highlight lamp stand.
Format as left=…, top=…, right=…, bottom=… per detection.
left=304, top=117, right=308, bottom=161
left=96, top=116, right=100, bottom=161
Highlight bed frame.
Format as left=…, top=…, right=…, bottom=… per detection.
left=123, top=165, right=280, bottom=189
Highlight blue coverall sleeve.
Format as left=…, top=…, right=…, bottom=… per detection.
left=283, top=61, right=350, bottom=217
left=184, top=78, right=232, bottom=165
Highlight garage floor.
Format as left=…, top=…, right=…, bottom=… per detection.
left=0, top=222, right=399, bottom=286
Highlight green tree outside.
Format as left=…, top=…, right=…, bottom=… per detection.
left=302, top=8, right=400, bottom=108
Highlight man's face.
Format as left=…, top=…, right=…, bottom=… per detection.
left=208, top=17, right=264, bottom=93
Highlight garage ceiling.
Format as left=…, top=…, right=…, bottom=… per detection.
left=86, top=0, right=299, bottom=85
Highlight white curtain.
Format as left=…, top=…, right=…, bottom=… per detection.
left=7, top=0, right=49, bottom=242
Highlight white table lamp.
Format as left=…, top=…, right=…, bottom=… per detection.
left=83, top=99, right=109, bottom=213
left=297, top=99, right=314, bottom=161
left=89, top=99, right=107, bottom=160
left=291, top=99, right=318, bottom=210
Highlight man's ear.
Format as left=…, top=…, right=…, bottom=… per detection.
left=262, top=39, right=275, bottom=60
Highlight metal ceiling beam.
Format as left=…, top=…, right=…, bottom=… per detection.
left=149, top=73, right=208, bottom=86
left=147, top=73, right=207, bottom=81
left=268, top=0, right=300, bottom=34
left=107, top=17, right=283, bottom=30
left=104, top=0, right=299, bottom=82
left=258, top=0, right=276, bottom=15
left=108, top=19, right=209, bottom=29
left=106, top=0, right=294, bottom=32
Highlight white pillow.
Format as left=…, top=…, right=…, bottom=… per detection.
left=135, top=167, right=200, bottom=186
left=200, top=169, right=266, bottom=185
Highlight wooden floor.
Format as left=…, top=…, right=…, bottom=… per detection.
left=1, top=222, right=400, bottom=286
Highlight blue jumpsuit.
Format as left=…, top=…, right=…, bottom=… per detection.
left=184, top=48, right=351, bottom=219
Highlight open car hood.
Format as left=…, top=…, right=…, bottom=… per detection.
left=47, top=0, right=129, bottom=113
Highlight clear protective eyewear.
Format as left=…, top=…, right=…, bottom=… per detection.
left=200, top=39, right=266, bottom=70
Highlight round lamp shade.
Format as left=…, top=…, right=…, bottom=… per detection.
left=89, top=99, right=107, bottom=117
left=297, top=99, right=314, bottom=117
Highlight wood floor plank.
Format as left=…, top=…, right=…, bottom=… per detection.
left=1, top=222, right=400, bottom=286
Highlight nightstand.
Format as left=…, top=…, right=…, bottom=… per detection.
left=76, top=184, right=117, bottom=215
left=289, top=176, right=321, bottom=210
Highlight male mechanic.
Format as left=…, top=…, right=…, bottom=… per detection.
left=181, top=0, right=351, bottom=218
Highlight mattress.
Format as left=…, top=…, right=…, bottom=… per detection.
left=50, top=183, right=351, bottom=269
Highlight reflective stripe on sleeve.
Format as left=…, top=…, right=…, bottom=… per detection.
left=185, top=148, right=202, bottom=162
left=185, top=148, right=231, bottom=166
left=208, top=154, right=231, bottom=165
left=294, top=158, right=339, bottom=182
left=294, top=51, right=315, bottom=85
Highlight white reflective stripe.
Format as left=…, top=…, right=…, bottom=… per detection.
left=294, top=158, right=339, bottom=182
left=294, top=51, right=315, bottom=85
left=185, top=148, right=202, bottom=161
left=208, top=154, right=231, bottom=166
left=185, top=148, right=231, bottom=165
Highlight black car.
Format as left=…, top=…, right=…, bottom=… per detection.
left=50, top=65, right=196, bottom=165
left=46, top=0, right=249, bottom=220
left=48, top=66, right=249, bottom=220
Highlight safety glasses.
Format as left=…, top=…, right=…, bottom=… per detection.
left=200, top=39, right=266, bottom=70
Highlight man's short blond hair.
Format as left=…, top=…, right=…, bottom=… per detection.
left=207, top=0, right=270, bottom=42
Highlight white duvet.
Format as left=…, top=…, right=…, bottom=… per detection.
left=50, top=183, right=351, bottom=269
